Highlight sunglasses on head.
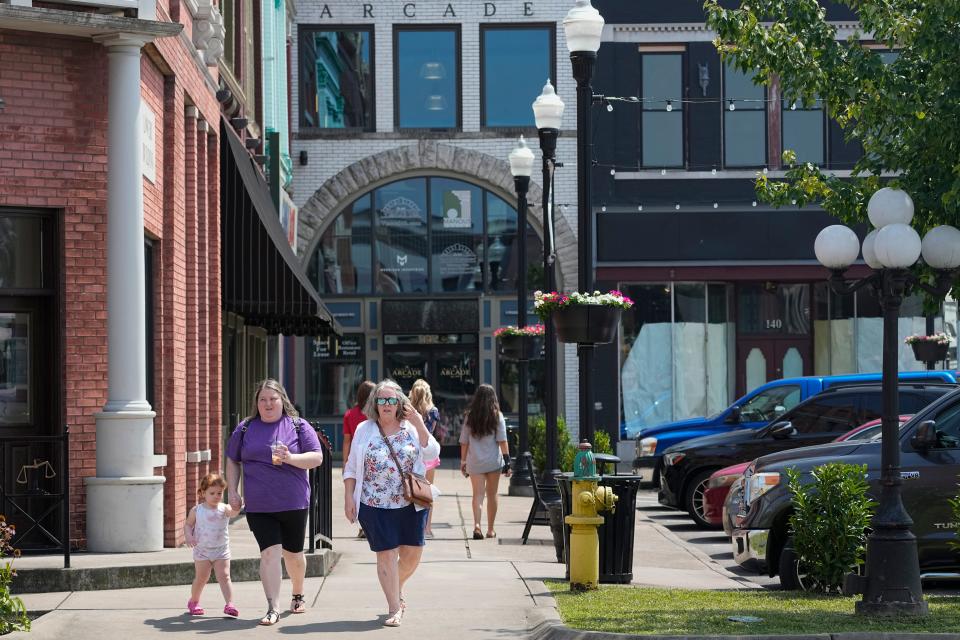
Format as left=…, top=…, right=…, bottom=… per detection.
left=376, top=397, right=400, bottom=406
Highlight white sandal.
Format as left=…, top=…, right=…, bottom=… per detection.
left=384, top=607, right=404, bottom=627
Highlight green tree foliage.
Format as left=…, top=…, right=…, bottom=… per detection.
left=786, top=463, right=876, bottom=593
left=705, top=1, right=960, bottom=244
left=525, top=417, right=614, bottom=473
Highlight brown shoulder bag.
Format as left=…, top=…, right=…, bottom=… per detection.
left=378, top=424, right=434, bottom=508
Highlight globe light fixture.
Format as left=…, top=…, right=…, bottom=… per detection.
left=874, top=223, right=922, bottom=269
left=921, top=225, right=960, bottom=269
left=532, top=80, right=565, bottom=131
left=814, top=224, right=860, bottom=269
left=563, top=0, right=604, bottom=54
left=861, top=229, right=884, bottom=269
left=867, top=187, right=914, bottom=229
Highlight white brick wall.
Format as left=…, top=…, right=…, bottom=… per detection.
left=291, top=0, right=588, bottom=437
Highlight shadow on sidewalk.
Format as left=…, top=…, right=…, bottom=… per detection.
left=144, top=613, right=262, bottom=632
left=274, top=617, right=387, bottom=633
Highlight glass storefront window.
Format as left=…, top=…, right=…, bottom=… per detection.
left=430, top=179, right=483, bottom=292
left=304, top=334, right=365, bottom=417
left=481, top=26, right=553, bottom=127
left=723, top=62, right=766, bottom=167
left=0, top=216, right=43, bottom=289
left=738, top=283, right=810, bottom=335
left=641, top=54, right=683, bottom=168
left=0, top=313, right=30, bottom=425
left=299, top=28, right=374, bottom=130
left=396, top=28, right=459, bottom=129
left=498, top=359, right=545, bottom=417
left=375, top=179, right=429, bottom=294
left=309, top=194, right=372, bottom=294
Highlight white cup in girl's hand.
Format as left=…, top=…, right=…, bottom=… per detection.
left=270, top=441, right=284, bottom=465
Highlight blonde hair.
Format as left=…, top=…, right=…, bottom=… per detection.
left=198, top=473, right=227, bottom=501
left=362, top=379, right=412, bottom=421
left=247, top=378, right=299, bottom=422
left=409, top=379, right=435, bottom=416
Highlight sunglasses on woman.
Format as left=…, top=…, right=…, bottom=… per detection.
left=376, top=397, right=400, bottom=406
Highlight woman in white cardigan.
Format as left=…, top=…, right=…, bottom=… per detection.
left=343, top=379, right=440, bottom=627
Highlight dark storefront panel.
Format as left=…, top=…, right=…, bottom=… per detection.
left=381, top=299, right=478, bottom=333
left=597, top=208, right=853, bottom=263
left=595, top=0, right=856, bottom=24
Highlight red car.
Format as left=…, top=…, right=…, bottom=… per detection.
left=700, top=415, right=913, bottom=529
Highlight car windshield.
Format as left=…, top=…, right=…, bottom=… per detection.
left=738, top=385, right=802, bottom=424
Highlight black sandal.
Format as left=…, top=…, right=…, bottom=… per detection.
left=259, top=609, right=280, bottom=626
left=472, top=526, right=483, bottom=540
left=291, top=594, right=306, bottom=614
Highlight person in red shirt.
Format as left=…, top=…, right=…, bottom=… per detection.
left=344, top=380, right=376, bottom=538
left=344, top=380, right=376, bottom=465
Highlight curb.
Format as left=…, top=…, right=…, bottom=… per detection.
left=524, top=581, right=958, bottom=640
left=13, top=549, right=340, bottom=594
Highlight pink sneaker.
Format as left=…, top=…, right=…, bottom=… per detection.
left=224, top=603, right=239, bottom=617
left=187, top=600, right=205, bottom=615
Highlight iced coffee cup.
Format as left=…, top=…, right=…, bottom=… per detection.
left=270, top=441, right=284, bottom=465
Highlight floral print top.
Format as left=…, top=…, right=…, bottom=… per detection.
left=361, top=428, right=418, bottom=508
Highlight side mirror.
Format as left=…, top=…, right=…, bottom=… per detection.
left=769, top=421, right=796, bottom=440
left=910, top=420, right=938, bottom=450
left=727, top=406, right=742, bottom=424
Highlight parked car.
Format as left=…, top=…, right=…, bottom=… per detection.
left=631, top=371, right=957, bottom=487
left=658, top=383, right=954, bottom=527
left=702, top=415, right=913, bottom=530
left=731, top=388, right=960, bottom=589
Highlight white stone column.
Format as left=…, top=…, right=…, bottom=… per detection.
left=86, top=33, right=165, bottom=552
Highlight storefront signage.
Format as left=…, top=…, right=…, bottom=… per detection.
left=442, top=190, right=472, bottom=229
left=440, top=363, right=473, bottom=383
left=438, top=243, right=477, bottom=277
left=391, top=364, right=424, bottom=379
left=141, top=100, right=156, bottom=183
left=380, top=252, right=426, bottom=275
left=312, top=334, right=364, bottom=360
left=313, top=2, right=536, bottom=19
left=379, top=196, right=422, bottom=227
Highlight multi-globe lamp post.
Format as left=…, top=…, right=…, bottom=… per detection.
left=508, top=136, right=536, bottom=494
left=563, top=0, right=604, bottom=445
left=814, top=187, right=960, bottom=616
left=532, top=79, right=565, bottom=478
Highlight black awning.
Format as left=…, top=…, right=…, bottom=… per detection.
left=221, top=120, right=342, bottom=337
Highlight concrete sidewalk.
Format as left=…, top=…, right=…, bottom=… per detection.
left=12, top=463, right=753, bottom=639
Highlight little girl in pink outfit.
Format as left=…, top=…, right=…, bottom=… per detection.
left=184, top=473, right=239, bottom=617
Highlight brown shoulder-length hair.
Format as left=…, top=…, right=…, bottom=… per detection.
left=465, top=384, right=500, bottom=438
left=246, top=378, right=299, bottom=422
left=356, top=380, right=376, bottom=409
left=408, top=379, right=435, bottom=416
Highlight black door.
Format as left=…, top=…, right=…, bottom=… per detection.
left=383, top=334, right=478, bottom=449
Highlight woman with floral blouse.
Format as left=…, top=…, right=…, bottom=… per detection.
left=342, top=379, right=440, bottom=627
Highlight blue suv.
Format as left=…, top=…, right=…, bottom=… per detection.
left=631, top=371, right=959, bottom=486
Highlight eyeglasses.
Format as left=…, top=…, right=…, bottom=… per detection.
left=376, top=397, right=400, bottom=406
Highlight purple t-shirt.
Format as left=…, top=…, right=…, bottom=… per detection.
left=225, top=416, right=321, bottom=513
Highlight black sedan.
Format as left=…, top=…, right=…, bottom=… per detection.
left=658, top=382, right=953, bottom=527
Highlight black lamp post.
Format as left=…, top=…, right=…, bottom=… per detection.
left=532, top=80, right=565, bottom=478
left=815, top=187, right=960, bottom=616
left=563, top=0, right=604, bottom=445
left=508, top=136, right=535, bottom=495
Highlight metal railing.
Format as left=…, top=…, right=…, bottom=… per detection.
left=308, top=423, right=333, bottom=552
left=0, top=429, right=70, bottom=568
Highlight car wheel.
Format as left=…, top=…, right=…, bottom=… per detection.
left=684, top=470, right=715, bottom=529
left=778, top=538, right=811, bottom=591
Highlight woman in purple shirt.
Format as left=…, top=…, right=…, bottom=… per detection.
left=226, top=379, right=323, bottom=626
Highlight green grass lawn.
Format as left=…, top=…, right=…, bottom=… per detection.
left=546, top=582, right=960, bottom=636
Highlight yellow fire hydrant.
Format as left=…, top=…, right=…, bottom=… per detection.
left=565, top=440, right=617, bottom=591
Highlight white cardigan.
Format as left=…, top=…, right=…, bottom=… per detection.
left=343, top=419, right=441, bottom=518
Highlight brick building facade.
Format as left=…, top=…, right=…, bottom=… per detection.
left=0, top=1, right=224, bottom=550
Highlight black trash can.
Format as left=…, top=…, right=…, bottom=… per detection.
left=546, top=502, right=565, bottom=563
left=557, top=472, right=642, bottom=584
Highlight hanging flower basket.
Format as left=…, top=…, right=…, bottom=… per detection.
left=905, top=333, right=950, bottom=363
left=535, top=290, right=633, bottom=346
left=495, top=325, right=544, bottom=361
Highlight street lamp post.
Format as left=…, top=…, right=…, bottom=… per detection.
left=508, top=136, right=535, bottom=495
left=814, top=187, right=960, bottom=617
left=563, top=0, right=604, bottom=445
left=532, top=80, right=565, bottom=478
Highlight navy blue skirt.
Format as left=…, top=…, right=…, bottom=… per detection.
left=358, top=502, right=427, bottom=552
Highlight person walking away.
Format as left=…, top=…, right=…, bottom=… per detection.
left=225, top=379, right=324, bottom=626
left=459, top=384, right=511, bottom=540
left=184, top=473, right=238, bottom=617
left=344, top=380, right=376, bottom=538
left=409, top=379, right=441, bottom=538
left=342, top=379, right=440, bottom=627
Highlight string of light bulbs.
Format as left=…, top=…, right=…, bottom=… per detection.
left=600, top=95, right=820, bottom=112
